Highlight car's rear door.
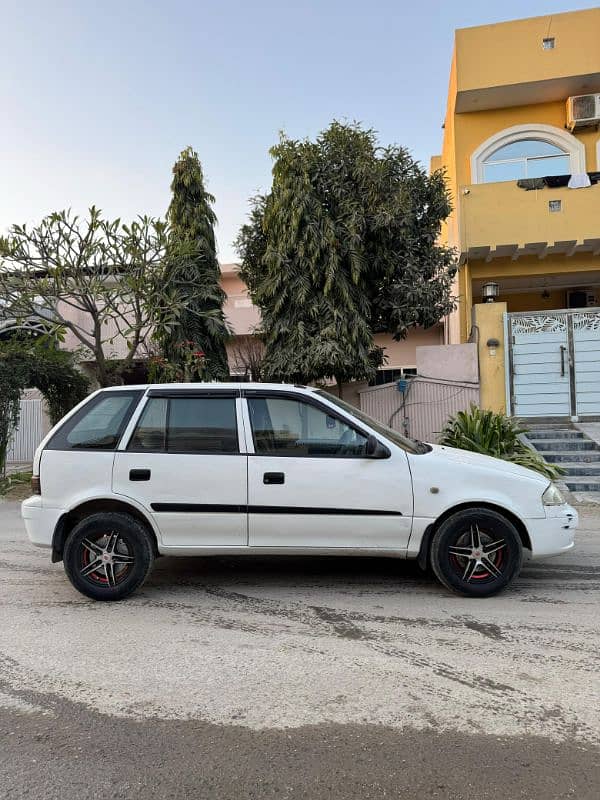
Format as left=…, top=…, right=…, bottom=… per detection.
left=113, top=389, right=248, bottom=548
left=243, top=390, right=413, bottom=549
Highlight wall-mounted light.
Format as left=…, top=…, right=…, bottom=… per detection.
left=482, top=281, right=499, bottom=303
left=486, top=337, right=500, bottom=357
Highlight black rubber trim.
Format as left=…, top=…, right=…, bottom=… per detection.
left=152, top=503, right=245, bottom=513
left=51, top=515, right=67, bottom=563
left=151, top=503, right=402, bottom=516
left=146, top=389, right=241, bottom=398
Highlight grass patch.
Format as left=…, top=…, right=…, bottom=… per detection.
left=0, top=471, right=33, bottom=501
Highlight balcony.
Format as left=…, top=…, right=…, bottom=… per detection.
left=459, top=180, right=600, bottom=263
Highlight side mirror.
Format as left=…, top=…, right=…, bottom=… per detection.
left=365, top=434, right=389, bottom=459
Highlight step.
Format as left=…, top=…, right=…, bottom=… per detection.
left=555, top=462, right=600, bottom=476
left=524, top=423, right=577, bottom=429
left=540, top=451, right=600, bottom=463
left=563, top=476, right=600, bottom=493
left=532, top=439, right=598, bottom=452
left=525, top=430, right=585, bottom=440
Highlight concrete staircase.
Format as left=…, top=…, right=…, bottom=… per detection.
left=524, top=424, right=600, bottom=494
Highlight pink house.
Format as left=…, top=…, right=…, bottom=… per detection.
left=219, top=262, right=444, bottom=385
left=19, top=262, right=443, bottom=386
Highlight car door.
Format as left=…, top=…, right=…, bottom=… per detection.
left=244, top=390, right=413, bottom=549
left=113, top=389, right=248, bottom=548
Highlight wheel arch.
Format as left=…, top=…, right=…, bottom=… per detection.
left=51, top=498, right=159, bottom=563
left=417, top=501, right=532, bottom=571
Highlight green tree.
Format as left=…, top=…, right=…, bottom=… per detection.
left=159, top=147, right=230, bottom=380
left=0, top=208, right=189, bottom=387
left=0, top=340, right=89, bottom=475
left=236, top=122, right=457, bottom=393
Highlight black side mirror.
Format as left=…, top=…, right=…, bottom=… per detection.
left=365, top=434, right=389, bottom=459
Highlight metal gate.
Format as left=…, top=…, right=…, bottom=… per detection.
left=507, top=309, right=600, bottom=419
left=6, top=399, right=48, bottom=464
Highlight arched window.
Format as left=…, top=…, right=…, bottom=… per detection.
left=470, top=124, right=586, bottom=184
left=482, top=139, right=569, bottom=183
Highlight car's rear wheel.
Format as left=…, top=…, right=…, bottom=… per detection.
left=63, top=512, right=154, bottom=601
left=430, top=508, right=523, bottom=597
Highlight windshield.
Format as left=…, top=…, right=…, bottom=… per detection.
left=315, top=390, right=428, bottom=454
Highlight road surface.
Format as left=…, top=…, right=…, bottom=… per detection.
left=1, top=500, right=599, bottom=798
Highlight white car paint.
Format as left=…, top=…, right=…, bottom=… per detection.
left=22, top=383, right=577, bottom=571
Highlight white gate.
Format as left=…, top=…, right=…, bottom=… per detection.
left=507, top=309, right=600, bottom=419
left=573, top=311, right=600, bottom=417
left=6, top=399, right=47, bottom=464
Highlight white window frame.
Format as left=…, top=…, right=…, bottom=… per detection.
left=376, top=365, right=417, bottom=376
left=470, top=124, right=586, bottom=184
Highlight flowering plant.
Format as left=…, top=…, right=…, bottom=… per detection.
left=148, top=341, right=207, bottom=383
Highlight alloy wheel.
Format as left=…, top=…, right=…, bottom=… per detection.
left=79, top=532, right=135, bottom=587
left=448, top=523, right=507, bottom=583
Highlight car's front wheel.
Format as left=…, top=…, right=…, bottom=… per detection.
left=63, top=512, right=154, bottom=601
left=430, top=508, right=523, bottom=597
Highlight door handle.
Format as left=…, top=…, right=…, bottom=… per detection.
left=263, top=472, right=285, bottom=484
left=560, top=345, right=567, bottom=377
left=129, top=469, right=151, bottom=481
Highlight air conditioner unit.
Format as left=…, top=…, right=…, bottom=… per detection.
left=566, top=94, right=600, bottom=131
left=567, top=288, right=597, bottom=309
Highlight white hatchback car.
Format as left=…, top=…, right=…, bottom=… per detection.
left=22, top=383, right=577, bottom=600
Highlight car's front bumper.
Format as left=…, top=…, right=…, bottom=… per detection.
left=21, top=496, right=63, bottom=549
left=526, top=503, right=578, bottom=559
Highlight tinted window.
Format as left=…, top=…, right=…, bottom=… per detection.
left=46, top=391, right=142, bottom=451
left=315, top=389, right=423, bottom=453
left=128, top=396, right=239, bottom=454
left=248, top=396, right=368, bottom=457
left=128, top=398, right=168, bottom=451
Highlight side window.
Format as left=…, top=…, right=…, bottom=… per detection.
left=128, top=396, right=239, bottom=454
left=46, top=391, right=142, bottom=451
left=128, top=398, right=168, bottom=451
left=248, top=396, right=368, bottom=457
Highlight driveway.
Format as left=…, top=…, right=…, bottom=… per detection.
left=1, top=500, right=599, bottom=798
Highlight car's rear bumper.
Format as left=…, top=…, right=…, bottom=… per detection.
left=526, top=503, right=578, bottom=558
left=21, top=496, right=63, bottom=549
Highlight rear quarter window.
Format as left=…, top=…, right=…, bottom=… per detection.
left=45, top=391, right=143, bottom=451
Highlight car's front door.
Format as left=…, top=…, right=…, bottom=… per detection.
left=113, top=390, right=247, bottom=548
left=244, top=391, right=413, bottom=549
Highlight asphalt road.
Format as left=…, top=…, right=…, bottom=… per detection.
left=1, top=500, right=600, bottom=799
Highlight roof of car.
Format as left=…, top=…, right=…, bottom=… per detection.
left=100, top=382, right=315, bottom=392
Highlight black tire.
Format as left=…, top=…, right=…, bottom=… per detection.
left=63, top=512, right=154, bottom=601
left=430, top=508, right=523, bottom=597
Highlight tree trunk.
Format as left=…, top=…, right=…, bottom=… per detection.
left=93, top=347, right=111, bottom=388
left=336, top=377, right=344, bottom=400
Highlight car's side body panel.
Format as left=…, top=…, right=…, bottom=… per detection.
left=247, top=453, right=413, bottom=549
left=40, top=450, right=116, bottom=510
left=21, top=382, right=578, bottom=577
left=112, top=452, right=248, bottom=547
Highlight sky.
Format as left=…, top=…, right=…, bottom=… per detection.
left=0, top=0, right=594, bottom=262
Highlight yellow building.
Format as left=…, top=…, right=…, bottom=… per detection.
left=434, top=8, right=600, bottom=420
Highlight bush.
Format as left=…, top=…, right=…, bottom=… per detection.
left=0, top=341, right=89, bottom=474
left=439, top=405, right=562, bottom=481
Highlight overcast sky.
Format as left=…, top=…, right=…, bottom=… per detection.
left=0, top=1, right=593, bottom=262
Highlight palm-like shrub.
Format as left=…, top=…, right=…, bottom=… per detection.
left=439, top=405, right=562, bottom=480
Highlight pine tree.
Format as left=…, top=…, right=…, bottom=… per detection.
left=162, top=147, right=230, bottom=380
